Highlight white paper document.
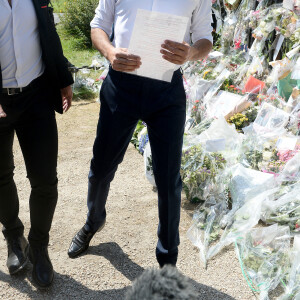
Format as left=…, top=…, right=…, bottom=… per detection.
left=128, top=9, right=189, bottom=82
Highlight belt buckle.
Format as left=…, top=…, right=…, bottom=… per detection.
left=7, top=87, right=22, bottom=96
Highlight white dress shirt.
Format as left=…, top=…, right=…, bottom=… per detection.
left=90, top=0, right=213, bottom=49
left=0, top=0, right=44, bottom=88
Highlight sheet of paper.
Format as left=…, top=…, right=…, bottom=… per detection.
left=128, top=9, right=189, bottom=82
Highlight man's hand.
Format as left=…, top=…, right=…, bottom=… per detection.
left=0, top=105, right=7, bottom=118
left=161, top=39, right=213, bottom=64
left=108, top=48, right=141, bottom=72
left=161, top=40, right=191, bottom=65
left=60, top=85, right=73, bottom=113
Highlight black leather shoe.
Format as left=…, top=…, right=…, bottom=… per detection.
left=156, top=248, right=178, bottom=268
left=29, top=246, right=53, bottom=288
left=6, top=236, right=29, bottom=275
left=68, top=222, right=105, bottom=258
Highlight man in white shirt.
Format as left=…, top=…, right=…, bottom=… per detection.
left=68, top=0, right=212, bottom=267
left=0, top=0, right=73, bottom=288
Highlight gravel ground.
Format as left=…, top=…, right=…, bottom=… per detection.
left=0, top=100, right=258, bottom=299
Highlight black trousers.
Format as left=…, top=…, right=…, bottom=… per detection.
left=85, top=68, right=186, bottom=265
left=0, top=83, right=58, bottom=247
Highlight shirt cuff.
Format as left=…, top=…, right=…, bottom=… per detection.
left=90, top=20, right=113, bottom=37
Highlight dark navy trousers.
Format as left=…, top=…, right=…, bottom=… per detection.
left=85, top=67, right=186, bottom=265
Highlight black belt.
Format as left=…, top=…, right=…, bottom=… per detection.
left=2, top=74, right=45, bottom=96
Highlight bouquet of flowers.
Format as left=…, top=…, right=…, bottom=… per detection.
left=278, top=236, right=300, bottom=300
left=252, top=6, right=284, bottom=40
left=235, top=224, right=291, bottom=300
left=181, top=144, right=227, bottom=203
left=187, top=201, right=228, bottom=267
left=221, top=14, right=238, bottom=53
left=206, top=191, right=275, bottom=261
left=263, top=183, right=300, bottom=232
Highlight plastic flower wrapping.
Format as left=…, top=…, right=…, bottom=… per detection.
left=128, top=0, right=300, bottom=298
left=235, top=224, right=291, bottom=300
left=278, top=236, right=300, bottom=300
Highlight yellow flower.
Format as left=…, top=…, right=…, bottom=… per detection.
left=202, top=69, right=212, bottom=79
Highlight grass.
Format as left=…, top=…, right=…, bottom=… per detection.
left=57, top=25, right=99, bottom=74
left=56, top=25, right=103, bottom=100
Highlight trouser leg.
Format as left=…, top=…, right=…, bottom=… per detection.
left=15, top=90, right=58, bottom=247
left=0, top=124, right=24, bottom=239
left=144, top=76, right=186, bottom=266
left=85, top=101, right=138, bottom=232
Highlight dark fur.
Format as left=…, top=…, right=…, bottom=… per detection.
left=125, top=265, right=198, bottom=300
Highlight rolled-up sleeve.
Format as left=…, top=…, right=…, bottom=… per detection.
left=90, top=0, right=115, bottom=37
left=190, top=0, right=213, bottom=44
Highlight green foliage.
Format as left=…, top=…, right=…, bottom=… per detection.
left=57, top=25, right=98, bottom=67
left=181, top=145, right=227, bottom=203
left=61, top=0, right=99, bottom=48
left=51, top=0, right=66, bottom=13
left=131, top=121, right=145, bottom=150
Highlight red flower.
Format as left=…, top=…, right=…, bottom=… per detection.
left=195, top=100, right=200, bottom=103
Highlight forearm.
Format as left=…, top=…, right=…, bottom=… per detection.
left=188, top=39, right=213, bottom=61
left=91, top=28, right=115, bottom=61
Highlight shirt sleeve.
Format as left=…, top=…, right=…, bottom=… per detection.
left=190, top=0, right=213, bottom=44
left=90, top=0, right=115, bottom=37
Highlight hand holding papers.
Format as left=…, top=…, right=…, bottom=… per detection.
left=108, top=48, right=142, bottom=73
left=128, top=9, right=189, bottom=82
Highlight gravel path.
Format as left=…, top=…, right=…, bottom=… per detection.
left=0, top=100, right=256, bottom=299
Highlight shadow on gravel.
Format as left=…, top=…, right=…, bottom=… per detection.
left=0, top=242, right=236, bottom=300
left=88, top=242, right=145, bottom=281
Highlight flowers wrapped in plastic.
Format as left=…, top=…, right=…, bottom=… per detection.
left=181, top=143, right=227, bottom=203
left=187, top=201, right=229, bottom=267
left=244, top=102, right=291, bottom=138
left=277, top=152, right=300, bottom=185
left=206, top=189, right=277, bottom=262
left=220, top=163, right=276, bottom=228
left=262, top=182, right=300, bottom=233
left=252, top=6, right=283, bottom=40
left=181, top=116, right=244, bottom=203
left=278, top=236, right=300, bottom=300
left=220, top=14, right=238, bottom=54
left=235, top=224, right=291, bottom=300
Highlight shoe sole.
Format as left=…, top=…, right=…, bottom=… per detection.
left=9, top=245, right=30, bottom=275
